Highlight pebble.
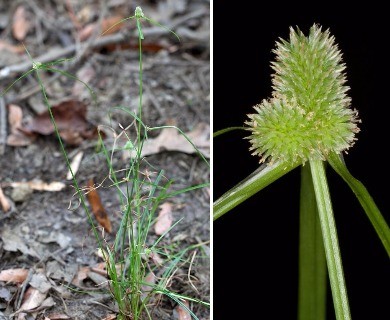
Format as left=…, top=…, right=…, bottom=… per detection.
left=11, top=184, right=33, bottom=202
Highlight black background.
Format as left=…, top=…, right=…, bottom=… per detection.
left=213, top=2, right=389, bottom=319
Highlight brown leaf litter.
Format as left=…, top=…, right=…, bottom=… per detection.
left=78, top=15, right=126, bottom=41
left=154, top=202, right=173, bottom=235
left=0, top=185, right=11, bottom=212
left=12, top=5, right=31, bottom=41
left=0, top=268, right=29, bottom=284
left=86, top=179, right=112, bottom=233
left=66, top=151, right=84, bottom=180
left=0, top=40, right=25, bottom=54
left=124, top=122, right=210, bottom=159
left=6, top=104, right=36, bottom=147
left=174, top=300, right=192, bottom=320
left=21, top=100, right=101, bottom=145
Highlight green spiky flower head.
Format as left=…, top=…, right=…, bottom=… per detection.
left=246, top=24, right=360, bottom=164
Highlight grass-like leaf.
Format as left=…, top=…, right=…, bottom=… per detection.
left=213, top=126, right=245, bottom=138
left=328, top=152, right=390, bottom=256
left=213, top=160, right=299, bottom=220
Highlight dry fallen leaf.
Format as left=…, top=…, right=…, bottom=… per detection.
left=7, top=104, right=35, bottom=147
left=90, top=262, right=107, bottom=276
left=8, top=104, right=23, bottom=128
left=67, top=151, right=84, bottom=180
left=101, top=314, right=116, bottom=320
left=9, top=180, right=66, bottom=192
left=30, top=273, right=52, bottom=294
left=86, top=179, right=112, bottom=233
left=0, top=286, right=12, bottom=302
left=150, top=251, right=164, bottom=266
left=174, top=300, right=191, bottom=320
left=141, top=272, right=156, bottom=300
left=0, top=227, right=40, bottom=258
left=0, top=268, right=29, bottom=283
left=87, top=271, right=108, bottom=287
left=0, top=186, right=11, bottom=212
left=127, top=123, right=210, bottom=159
left=72, top=65, right=96, bottom=97
left=154, top=202, right=173, bottom=235
left=0, top=40, right=25, bottom=53
left=95, top=248, right=107, bottom=260
left=22, top=100, right=99, bottom=145
left=18, top=287, right=47, bottom=312
left=12, top=6, right=31, bottom=41
left=79, top=15, right=125, bottom=41
left=45, top=313, right=71, bottom=319
left=38, top=231, right=71, bottom=249
left=17, top=312, right=28, bottom=320
left=71, top=266, right=90, bottom=287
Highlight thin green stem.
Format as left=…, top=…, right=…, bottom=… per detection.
left=298, top=164, right=326, bottom=320
left=35, top=69, right=103, bottom=249
left=213, top=161, right=299, bottom=220
left=137, top=21, right=144, bottom=145
left=213, top=126, right=245, bottom=138
left=309, top=160, right=351, bottom=320
left=328, top=152, right=390, bottom=256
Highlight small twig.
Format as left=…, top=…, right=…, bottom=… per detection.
left=90, top=299, right=119, bottom=313
left=197, top=65, right=209, bottom=95
left=0, top=7, right=208, bottom=80
left=15, top=268, right=34, bottom=310
left=5, top=72, right=63, bottom=105
left=0, top=45, right=75, bottom=79
left=55, top=289, right=70, bottom=315
left=176, top=26, right=209, bottom=43
left=180, top=72, right=199, bottom=96
left=152, top=60, right=207, bottom=67
left=27, top=0, right=62, bottom=30
left=165, top=7, right=208, bottom=32
left=187, top=250, right=200, bottom=294
left=73, top=0, right=108, bottom=63
left=0, top=97, right=6, bottom=155
left=65, top=0, right=82, bottom=30
left=47, top=250, right=68, bottom=266
left=189, top=157, right=199, bottom=182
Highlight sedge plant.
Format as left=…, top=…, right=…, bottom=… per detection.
left=213, top=24, right=390, bottom=320
left=2, top=6, right=209, bottom=320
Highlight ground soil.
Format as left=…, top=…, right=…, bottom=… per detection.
left=0, top=1, right=210, bottom=319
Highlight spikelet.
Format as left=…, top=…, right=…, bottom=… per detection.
left=246, top=25, right=360, bottom=164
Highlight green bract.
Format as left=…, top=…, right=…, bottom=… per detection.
left=246, top=25, right=360, bottom=164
